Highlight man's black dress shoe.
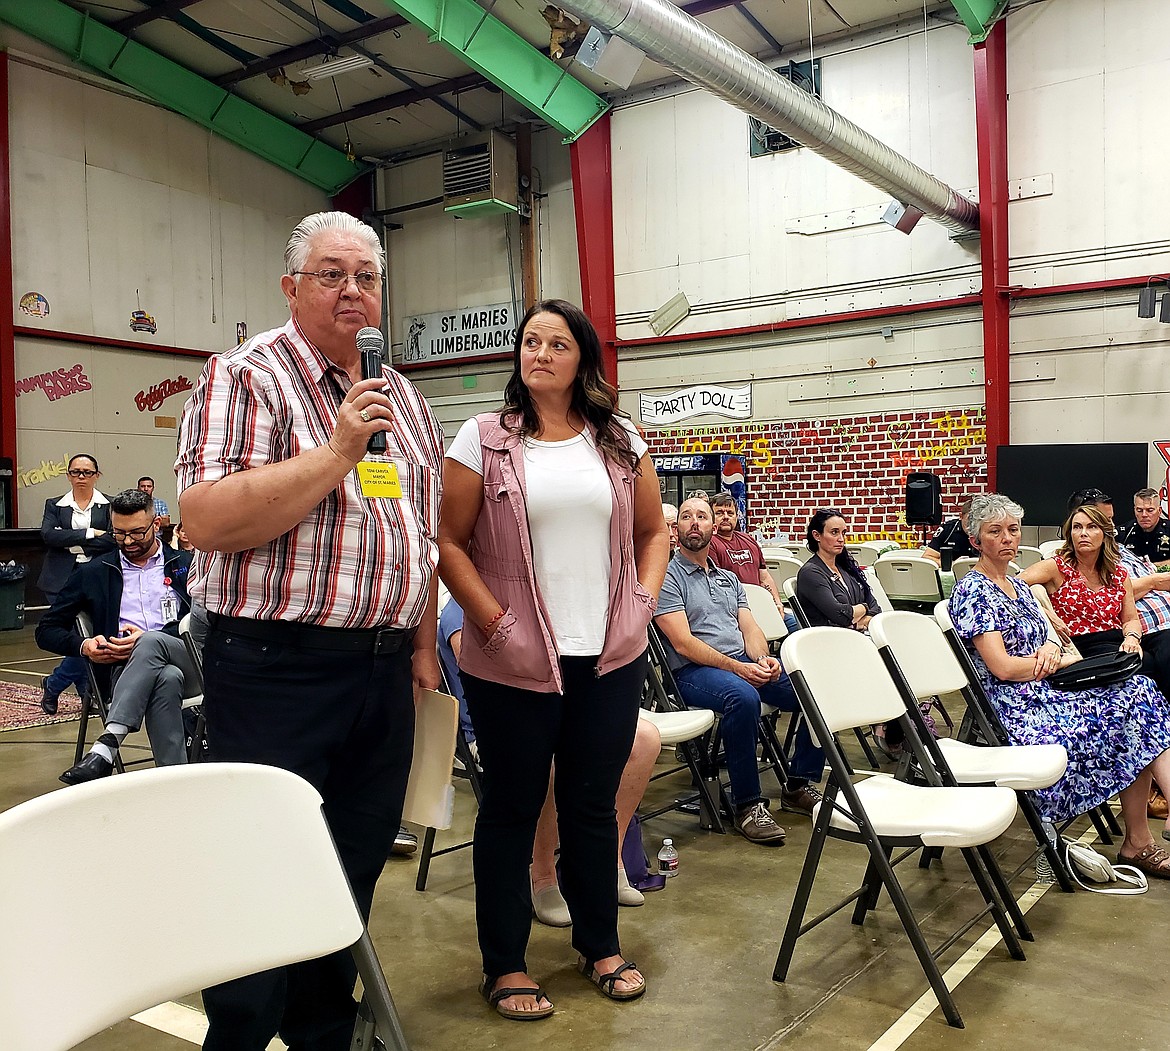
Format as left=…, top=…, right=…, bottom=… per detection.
left=40, top=677, right=59, bottom=716
left=59, top=752, right=114, bottom=785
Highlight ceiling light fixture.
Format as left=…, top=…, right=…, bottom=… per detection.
left=302, top=54, right=375, bottom=80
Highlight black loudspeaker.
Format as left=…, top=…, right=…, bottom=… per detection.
left=905, top=472, right=943, bottom=526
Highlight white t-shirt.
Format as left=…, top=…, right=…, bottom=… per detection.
left=446, top=415, right=647, bottom=656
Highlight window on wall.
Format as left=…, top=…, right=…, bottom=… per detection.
left=748, top=59, right=822, bottom=158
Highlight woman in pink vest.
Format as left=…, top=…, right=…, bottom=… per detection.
left=439, top=299, right=669, bottom=1021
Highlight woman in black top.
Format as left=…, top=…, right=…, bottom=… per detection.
left=796, top=509, right=881, bottom=630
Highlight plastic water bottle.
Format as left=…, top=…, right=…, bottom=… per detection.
left=657, top=838, right=679, bottom=877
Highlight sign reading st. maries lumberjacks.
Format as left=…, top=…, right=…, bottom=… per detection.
left=640, top=384, right=753, bottom=425
left=402, top=302, right=516, bottom=365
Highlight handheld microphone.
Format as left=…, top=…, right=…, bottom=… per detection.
left=356, top=326, right=387, bottom=455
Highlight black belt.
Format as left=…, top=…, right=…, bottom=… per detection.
left=207, top=613, right=415, bottom=655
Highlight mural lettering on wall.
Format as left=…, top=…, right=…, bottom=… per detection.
left=135, top=376, right=193, bottom=413
left=18, top=292, right=49, bottom=318
left=16, top=454, right=69, bottom=490
left=642, top=406, right=987, bottom=545
left=16, top=364, right=92, bottom=402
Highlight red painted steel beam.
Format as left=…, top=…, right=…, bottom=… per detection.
left=973, top=19, right=1009, bottom=489
left=569, top=114, right=618, bottom=386
left=0, top=54, right=17, bottom=520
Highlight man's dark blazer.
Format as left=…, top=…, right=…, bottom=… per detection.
left=36, top=496, right=117, bottom=600
left=35, top=546, right=194, bottom=693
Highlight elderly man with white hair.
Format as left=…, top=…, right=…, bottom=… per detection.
left=177, top=211, right=444, bottom=1049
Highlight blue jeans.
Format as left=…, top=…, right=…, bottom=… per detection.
left=675, top=654, right=824, bottom=809
left=44, top=655, right=88, bottom=697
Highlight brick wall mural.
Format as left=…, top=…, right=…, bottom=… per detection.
left=644, top=406, right=988, bottom=546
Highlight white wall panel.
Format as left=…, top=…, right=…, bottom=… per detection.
left=610, top=20, right=979, bottom=333
left=1007, top=0, right=1105, bottom=95
left=1008, top=76, right=1105, bottom=262
left=10, top=147, right=93, bottom=333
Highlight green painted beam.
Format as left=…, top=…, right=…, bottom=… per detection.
left=947, top=0, right=1009, bottom=44
left=378, top=0, right=608, bottom=142
left=0, top=0, right=364, bottom=193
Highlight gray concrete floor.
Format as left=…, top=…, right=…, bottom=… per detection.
left=3, top=623, right=1168, bottom=1051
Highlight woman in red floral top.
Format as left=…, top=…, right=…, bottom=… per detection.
left=1022, top=503, right=1143, bottom=659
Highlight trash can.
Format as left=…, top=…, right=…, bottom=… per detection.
left=0, top=562, right=27, bottom=630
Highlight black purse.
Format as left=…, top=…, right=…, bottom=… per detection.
left=1047, top=649, right=1141, bottom=691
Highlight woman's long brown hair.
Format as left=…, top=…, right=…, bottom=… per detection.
left=1058, top=503, right=1120, bottom=586
left=499, top=299, right=640, bottom=472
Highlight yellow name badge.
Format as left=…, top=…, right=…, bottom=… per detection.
left=356, top=460, right=403, bottom=499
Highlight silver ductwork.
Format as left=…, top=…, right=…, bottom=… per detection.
left=560, top=0, right=980, bottom=234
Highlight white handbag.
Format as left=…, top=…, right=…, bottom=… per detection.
left=1062, top=837, right=1148, bottom=895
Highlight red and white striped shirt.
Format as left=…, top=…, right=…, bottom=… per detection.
left=175, top=318, right=443, bottom=629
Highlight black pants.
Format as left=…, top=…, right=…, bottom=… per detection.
left=461, top=651, right=646, bottom=979
left=199, top=620, right=415, bottom=1051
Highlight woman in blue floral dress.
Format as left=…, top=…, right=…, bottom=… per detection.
left=950, top=493, right=1170, bottom=880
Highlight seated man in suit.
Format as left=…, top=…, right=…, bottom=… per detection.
left=654, top=497, right=825, bottom=846
left=36, top=488, right=195, bottom=783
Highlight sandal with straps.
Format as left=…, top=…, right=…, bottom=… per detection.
left=577, top=957, right=647, bottom=1001
left=478, top=975, right=554, bottom=1020
left=1117, top=842, right=1170, bottom=881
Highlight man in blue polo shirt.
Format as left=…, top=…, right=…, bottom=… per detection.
left=654, top=496, right=824, bottom=846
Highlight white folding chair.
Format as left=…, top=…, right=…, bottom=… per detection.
left=776, top=542, right=812, bottom=564
left=1038, top=539, right=1063, bottom=558
left=743, top=582, right=788, bottom=652
left=772, top=627, right=1024, bottom=1030
left=766, top=555, right=803, bottom=596
left=874, top=555, right=945, bottom=607
left=0, top=764, right=410, bottom=1051
left=782, top=576, right=883, bottom=770
left=1014, top=545, right=1044, bottom=569
left=869, top=610, right=1071, bottom=899
left=861, top=567, right=894, bottom=613
left=846, top=541, right=886, bottom=567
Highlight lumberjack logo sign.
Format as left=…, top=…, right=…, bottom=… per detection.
left=136, top=375, right=193, bottom=412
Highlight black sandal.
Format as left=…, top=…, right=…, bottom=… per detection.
left=478, top=975, right=554, bottom=1020
left=577, top=957, right=647, bottom=1001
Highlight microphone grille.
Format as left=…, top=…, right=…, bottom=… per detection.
left=356, top=326, right=385, bottom=354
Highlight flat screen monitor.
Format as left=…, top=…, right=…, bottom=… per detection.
left=995, top=444, right=1148, bottom=526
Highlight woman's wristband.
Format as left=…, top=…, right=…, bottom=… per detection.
left=1124, top=630, right=1141, bottom=641
left=483, top=609, right=506, bottom=635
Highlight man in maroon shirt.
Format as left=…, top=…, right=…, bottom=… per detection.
left=708, top=492, right=783, bottom=607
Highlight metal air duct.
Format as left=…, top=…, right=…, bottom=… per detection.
left=559, top=0, right=980, bottom=234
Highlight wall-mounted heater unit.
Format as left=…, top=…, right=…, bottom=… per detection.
left=443, top=131, right=518, bottom=218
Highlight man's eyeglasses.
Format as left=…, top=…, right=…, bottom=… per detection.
left=67, top=469, right=98, bottom=478
left=292, top=268, right=381, bottom=292
left=111, top=526, right=153, bottom=542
